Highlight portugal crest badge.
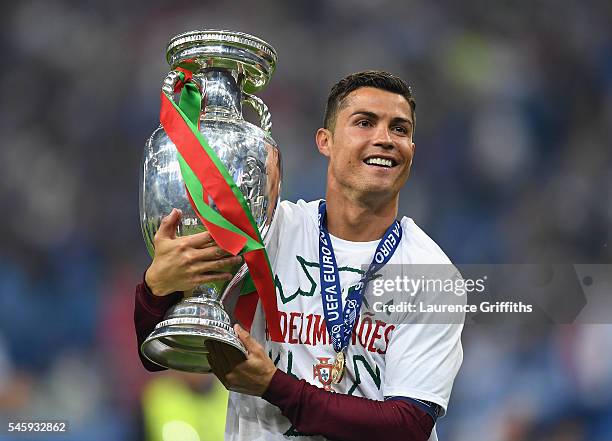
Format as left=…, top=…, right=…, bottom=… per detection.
left=313, top=357, right=334, bottom=391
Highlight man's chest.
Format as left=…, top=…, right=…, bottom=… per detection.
left=265, top=251, right=396, bottom=395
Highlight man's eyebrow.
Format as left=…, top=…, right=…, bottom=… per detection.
left=350, top=110, right=379, bottom=119
left=391, top=116, right=413, bottom=128
left=350, top=111, right=413, bottom=127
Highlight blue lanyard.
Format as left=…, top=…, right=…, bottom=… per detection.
left=318, top=200, right=402, bottom=353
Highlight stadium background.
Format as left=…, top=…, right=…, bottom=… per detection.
left=0, top=0, right=611, bottom=440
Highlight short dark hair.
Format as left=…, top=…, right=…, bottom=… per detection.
left=323, top=70, right=416, bottom=131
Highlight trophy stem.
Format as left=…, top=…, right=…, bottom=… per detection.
left=195, top=68, right=244, bottom=120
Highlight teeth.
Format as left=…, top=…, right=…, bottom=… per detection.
left=365, top=157, right=393, bottom=167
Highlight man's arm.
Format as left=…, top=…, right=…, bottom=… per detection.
left=134, top=208, right=243, bottom=370
left=210, top=325, right=434, bottom=441
left=263, top=369, right=434, bottom=441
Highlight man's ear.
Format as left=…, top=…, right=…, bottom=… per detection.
left=316, top=128, right=332, bottom=158
left=407, top=141, right=416, bottom=168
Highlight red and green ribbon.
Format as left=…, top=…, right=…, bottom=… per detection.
left=159, top=69, right=282, bottom=342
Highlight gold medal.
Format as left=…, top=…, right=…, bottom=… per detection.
left=331, top=351, right=345, bottom=384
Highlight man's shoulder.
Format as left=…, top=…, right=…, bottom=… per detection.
left=399, top=217, right=452, bottom=264
left=265, top=199, right=320, bottom=250
left=278, top=199, right=320, bottom=214
left=276, top=199, right=320, bottom=227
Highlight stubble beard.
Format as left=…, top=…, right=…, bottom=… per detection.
left=329, top=165, right=401, bottom=210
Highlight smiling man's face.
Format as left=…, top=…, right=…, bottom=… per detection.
left=317, top=86, right=416, bottom=203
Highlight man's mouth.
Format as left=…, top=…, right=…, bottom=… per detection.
left=363, top=157, right=398, bottom=168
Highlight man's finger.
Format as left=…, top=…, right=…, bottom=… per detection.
left=234, top=324, right=261, bottom=354
left=190, top=245, right=234, bottom=262
left=155, top=208, right=182, bottom=240
left=194, top=272, right=234, bottom=284
left=183, top=230, right=215, bottom=248
left=192, top=255, right=242, bottom=273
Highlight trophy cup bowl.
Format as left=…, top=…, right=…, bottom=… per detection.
left=139, top=30, right=281, bottom=373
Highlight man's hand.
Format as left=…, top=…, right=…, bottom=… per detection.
left=206, top=324, right=277, bottom=396
left=145, top=208, right=243, bottom=296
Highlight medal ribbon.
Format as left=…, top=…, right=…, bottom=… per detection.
left=318, top=200, right=402, bottom=353
left=159, top=69, right=282, bottom=342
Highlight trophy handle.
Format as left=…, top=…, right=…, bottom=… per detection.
left=221, top=262, right=250, bottom=304
left=219, top=262, right=251, bottom=326
left=243, top=93, right=272, bottom=134
left=161, top=70, right=183, bottom=98
left=161, top=70, right=206, bottom=102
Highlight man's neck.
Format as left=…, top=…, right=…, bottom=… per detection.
left=324, top=190, right=399, bottom=242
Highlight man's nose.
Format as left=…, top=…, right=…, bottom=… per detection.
left=373, top=125, right=394, bottom=149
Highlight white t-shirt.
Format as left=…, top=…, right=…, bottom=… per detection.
left=225, top=200, right=464, bottom=441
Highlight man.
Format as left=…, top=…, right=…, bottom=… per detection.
left=135, top=71, right=463, bottom=441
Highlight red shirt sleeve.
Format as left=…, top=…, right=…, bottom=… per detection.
left=262, top=369, right=435, bottom=441
left=133, top=278, right=183, bottom=371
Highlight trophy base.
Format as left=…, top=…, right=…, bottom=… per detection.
left=141, top=302, right=248, bottom=373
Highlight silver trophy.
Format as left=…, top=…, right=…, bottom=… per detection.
left=139, top=30, right=281, bottom=373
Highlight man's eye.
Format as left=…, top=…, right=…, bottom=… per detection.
left=357, top=120, right=372, bottom=127
left=392, top=126, right=408, bottom=134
